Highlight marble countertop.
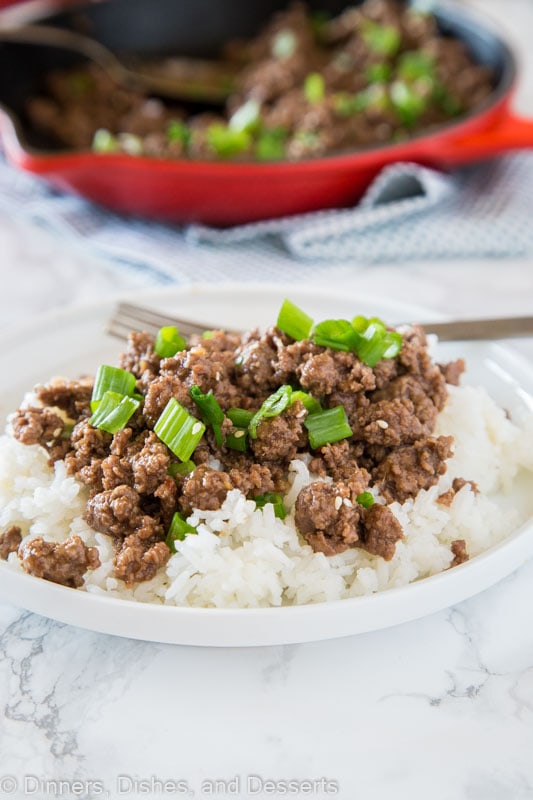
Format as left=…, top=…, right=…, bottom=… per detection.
left=0, top=1, right=533, bottom=798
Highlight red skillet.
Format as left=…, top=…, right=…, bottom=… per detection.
left=0, top=0, right=532, bottom=225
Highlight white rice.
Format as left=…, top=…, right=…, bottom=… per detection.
left=1, top=382, right=532, bottom=608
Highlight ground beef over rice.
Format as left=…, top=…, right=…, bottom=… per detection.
left=8, top=305, right=468, bottom=588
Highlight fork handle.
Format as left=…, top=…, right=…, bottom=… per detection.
left=419, top=316, right=533, bottom=341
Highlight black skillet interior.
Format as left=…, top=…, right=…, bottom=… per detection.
left=0, top=0, right=514, bottom=152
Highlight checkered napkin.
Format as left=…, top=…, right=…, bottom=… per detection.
left=1, top=152, right=532, bottom=285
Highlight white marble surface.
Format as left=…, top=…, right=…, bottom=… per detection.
left=0, top=2, right=533, bottom=799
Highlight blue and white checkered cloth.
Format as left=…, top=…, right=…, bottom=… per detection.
left=1, top=152, right=533, bottom=285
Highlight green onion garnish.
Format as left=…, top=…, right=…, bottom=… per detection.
left=254, top=493, right=287, bottom=520
left=390, top=81, right=428, bottom=127
left=304, top=406, right=352, bottom=449
left=154, top=326, right=187, bottom=358
left=291, top=390, right=321, bottom=415
left=255, top=128, right=287, bottom=161
left=167, top=119, right=191, bottom=147
left=202, top=330, right=215, bottom=340
left=312, top=319, right=361, bottom=352
left=229, top=99, right=261, bottom=133
left=117, top=133, right=143, bottom=156
left=277, top=299, right=314, bottom=341
left=353, top=316, right=403, bottom=367
left=92, top=128, right=119, bottom=153
left=366, top=62, right=392, bottom=83
left=249, top=385, right=293, bottom=439
left=190, top=385, right=224, bottom=448
left=334, top=84, right=389, bottom=116
left=227, top=408, right=254, bottom=428
left=225, top=429, right=249, bottom=452
left=356, top=491, right=375, bottom=509
left=168, top=460, right=195, bottom=478
left=88, top=391, right=140, bottom=434
left=207, top=124, right=251, bottom=158
left=91, top=365, right=137, bottom=410
left=304, top=72, right=325, bottom=104
left=361, top=21, right=401, bottom=57
left=166, top=511, right=197, bottom=552
left=154, top=398, right=205, bottom=462
left=397, top=51, right=435, bottom=82
left=272, top=29, right=297, bottom=59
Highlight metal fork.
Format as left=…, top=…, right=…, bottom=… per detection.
left=107, top=302, right=533, bottom=342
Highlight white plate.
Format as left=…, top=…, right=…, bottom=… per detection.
left=0, top=283, right=532, bottom=647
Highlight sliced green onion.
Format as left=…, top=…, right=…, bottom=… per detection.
left=334, top=84, right=389, bottom=116
left=89, top=391, right=140, bottom=434
left=154, top=326, right=187, bottom=358
left=92, top=128, right=119, bottom=153
left=255, top=128, right=287, bottom=161
left=381, top=331, right=403, bottom=359
left=254, top=493, right=287, bottom=520
left=304, top=406, right=352, bottom=449
left=167, top=119, right=191, bottom=147
left=166, top=511, right=197, bottom=552
left=390, top=80, right=428, bottom=127
left=227, top=408, right=254, bottom=428
left=356, top=491, right=375, bottom=509
left=272, top=29, right=297, bottom=59
left=154, top=398, right=205, bottom=462
left=91, top=365, right=137, bottom=410
left=190, top=385, right=224, bottom=448
left=366, top=62, right=392, bottom=83
left=225, top=428, right=249, bottom=452
left=207, top=124, right=251, bottom=158
left=397, top=51, right=435, bottom=82
left=249, top=385, right=293, bottom=439
left=277, top=299, right=314, bottom=341
left=229, top=98, right=261, bottom=133
left=202, top=330, right=215, bottom=340
left=312, top=319, right=361, bottom=352
left=361, top=21, right=401, bottom=57
left=168, top=460, right=195, bottom=478
left=304, top=72, right=325, bottom=104
left=118, top=133, right=143, bottom=156
left=291, top=390, right=322, bottom=415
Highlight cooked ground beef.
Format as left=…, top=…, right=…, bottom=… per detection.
left=450, top=539, right=469, bottom=568
left=18, top=535, right=100, bottom=588
left=0, top=525, right=22, bottom=560
left=373, top=435, right=454, bottom=503
left=11, top=406, right=65, bottom=448
left=25, top=0, right=494, bottom=162
left=35, top=377, right=93, bottom=419
left=437, top=476, right=479, bottom=506
left=11, top=305, right=467, bottom=585
left=360, top=503, right=403, bottom=560
left=295, top=480, right=362, bottom=556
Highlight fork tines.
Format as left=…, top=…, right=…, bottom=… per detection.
left=107, top=302, right=212, bottom=341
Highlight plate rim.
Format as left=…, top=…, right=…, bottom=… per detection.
left=0, top=281, right=532, bottom=646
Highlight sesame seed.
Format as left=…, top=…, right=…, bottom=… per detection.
left=215, top=371, right=221, bottom=381
left=376, top=419, right=389, bottom=429
left=343, top=497, right=353, bottom=508
left=234, top=430, right=245, bottom=438
left=296, top=410, right=307, bottom=418
left=53, top=427, right=62, bottom=438
left=192, top=422, right=203, bottom=435
left=334, top=496, right=343, bottom=511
